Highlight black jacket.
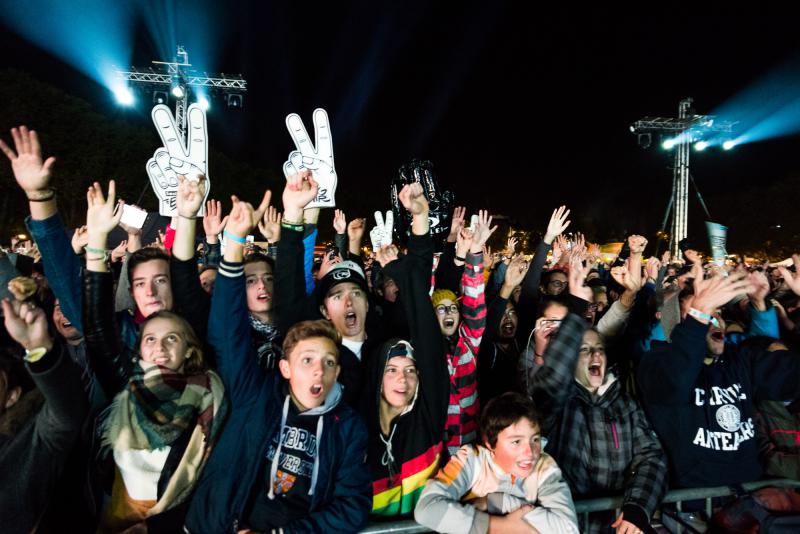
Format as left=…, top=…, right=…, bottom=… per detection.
left=0, top=344, right=88, bottom=533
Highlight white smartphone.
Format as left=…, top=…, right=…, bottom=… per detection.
left=120, top=204, right=148, bottom=230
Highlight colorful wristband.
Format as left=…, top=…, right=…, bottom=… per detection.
left=223, top=230, right=246, bottom=245
left=688, top=307, right=719, bottom=327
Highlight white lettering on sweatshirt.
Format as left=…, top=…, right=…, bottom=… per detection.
left=691, top=382, right=753, bottom=451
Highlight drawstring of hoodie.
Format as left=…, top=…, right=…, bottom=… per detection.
left=308, top=416, right=323, bottom=496
left=381, top=424, right=398, bottom=479
left=268, top=396, right=291, bottom=500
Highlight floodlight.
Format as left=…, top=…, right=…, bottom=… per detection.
left=153, top=91, right=168, bottom=105
left=198, top=96, right=210, bottom=110
left=662, top=139, right=675, bottom=150
left=722, top=140, right=735, bottom=150
left=694, top=141, right=708, bottom=151
left=113, top=86, right=134, bottom=106
left=226, top=94, right=243, bottom=109
left=171, top=84, right=185, bottom=98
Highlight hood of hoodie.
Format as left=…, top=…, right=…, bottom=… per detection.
left=374, top=338, right=420, bottom=422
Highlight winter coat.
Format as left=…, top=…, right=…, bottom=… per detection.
left=184, top=260, right=372, bottom=533
left=530, top=314, right=668, bottom=533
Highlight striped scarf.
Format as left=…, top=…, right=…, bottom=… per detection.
left=101, top=361, right=225, bottom=452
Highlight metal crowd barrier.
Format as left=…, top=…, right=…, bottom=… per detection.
left=359, top=478, right=800, bottom=534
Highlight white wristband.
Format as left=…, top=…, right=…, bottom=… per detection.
left=688, top=308, right=719, bottom=327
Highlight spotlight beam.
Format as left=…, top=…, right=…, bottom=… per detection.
left=114, top=45, right=247, bottom=140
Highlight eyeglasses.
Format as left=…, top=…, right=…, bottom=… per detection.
left=548, top=280, right=567, bottom=288
left=435, top=304, right=459, bottom=315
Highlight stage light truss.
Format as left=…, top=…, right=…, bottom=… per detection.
left=114, top=45, right=247, bottom=141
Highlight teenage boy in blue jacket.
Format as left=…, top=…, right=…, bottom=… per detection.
left=184, top=171, right=371, bottom=533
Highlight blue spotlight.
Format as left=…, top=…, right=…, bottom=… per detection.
left=722, top=140, right=736, bottom=150
left=171, top=84, right=185, bottom=99
left=113, top=86, right=135, bottom=106
left=694, top=140, right=708, bottom=151
left=662, top=139, right=676, bottom=150
left=198, top=95, right=210, bottom=111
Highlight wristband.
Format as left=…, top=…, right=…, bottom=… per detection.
left=455, top=254, right=466, bottom=262
left=27, top=188, right=56, bottom=202
left=84, top=246, right=109, bottom=261
left=281, top=217, right=304, bottom=226
left=24, top=347, right=49, bottom=363
left=223, top=231, right=246, bottom=245
left=688, top=307, right=719, bottom=327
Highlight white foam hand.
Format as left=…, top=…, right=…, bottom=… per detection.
left=370, top=211, right=394, bottom=249
left=146, top=104, right=210, bottom=216
left=283, top=108, right=337, bottom=209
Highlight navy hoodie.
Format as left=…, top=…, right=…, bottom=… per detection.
left=638, top=316, right=800, bottom=487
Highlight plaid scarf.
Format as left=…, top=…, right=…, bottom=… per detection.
left=101, top=361, right=225, bottom=452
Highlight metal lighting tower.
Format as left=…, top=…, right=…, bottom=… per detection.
left=630, top=98, right=736, bottom=259
left=114, top=45, right=247, bottom=141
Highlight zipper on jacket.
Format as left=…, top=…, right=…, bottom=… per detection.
left=610, top=420, right=619, bottom=450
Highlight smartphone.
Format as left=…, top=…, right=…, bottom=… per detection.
left=541, top=319, right=562, bottom=331
left=326, top=245, right=340, bottom=260
left=246, top=235, right=255, bottom=244
left=120, top=204, right=148, bottom=230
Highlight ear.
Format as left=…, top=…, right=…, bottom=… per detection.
left=278, top=358, right=291, bottom=380
left=5, top=386, right=22, bottom=410
left=483, top=439, right=494, bottom=455
left=335, top=364, right=341, bottom=380
left=319, top=305, right=330, bottom=320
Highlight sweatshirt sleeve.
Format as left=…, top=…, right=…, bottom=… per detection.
left=170, top=255, right=211, bottom=343
left=596, top=299, right=632, bottom=340
left=414, top=447, right=489, bottom=534
left=621, top=402, right=668, bottom=524
left=637, top=317, right=709, bottom=405
left=275, top=225, right=320, bottom=334
left=26, top=214, right=84, bottom=333
left=209, top=260, right=265, bottom=407
left=456, top=252, right=487, bottom=357
left=434, top=240, right=464, bottom=295
left=525, top=463, right=580, bottom=534
left=748, top=305, right=779, bottom=339
left=530, top=314, right=587, bottom=435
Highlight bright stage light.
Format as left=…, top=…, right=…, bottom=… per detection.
left=114, top=86, right=134, bottom=106
left=171, top=84, right=185, bottom=98
left=694, top=141, right=708, bottom=151
left=662, top=139, right=675, bottom=150
left=198, top=96, right=210, bottom=110
left=722, top=140, right=736, bottom=150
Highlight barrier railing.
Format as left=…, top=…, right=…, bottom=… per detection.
left=359, top=478, right=800, bottom=534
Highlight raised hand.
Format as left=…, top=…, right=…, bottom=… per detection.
left=370, top=211, right=394, bottom=249
left=0, top=126, right=56, bottom=196
left=645, top=257, right=661, bottom=282
left=471, top=209, right=497, bottom=253
left=282, top=170, right=319, bottom=220
left=398, top=182, right=429, bottom=217
left=225, top=196, right=256, bottom=239
left=747, top=270, right=771, bottom=310
left=544, top=205, right=571, bottom=244
left=684, top=248, right=701, bottom=264
left=2, top=299, right=53, bottom=351
left=347, top=217, right=366, bottom=243
left=283, top=108, right=337, bottom=209
left=503, top=255, right=530, bottom=289
left=661, top=249, right=672, bottom=265
left=778, top=255, right=800, bottom=297
left=448, top=206, right=466, bottom=242
left=176, top=174, right=207, bottom=218
left=147, top=104, right=209, bottom=216
left=203, top=199, right=229, bottom=239
left=111, top=240, right=128, bottom=263
left=375, top=244, right=399, bottom=268
left=611, top=258, right=644, bottom=292
left=86, top=181, right=123, bottom=237
left=690, top=263, right=753, bottom=316
left=71, top=225, right=89, bottom=255
left=455, top=226, right=474, bottom=261
left=506, top=236, right=518, bottom=255
left=333, top=209, right=347, bottom=234
left=258, top=206, right=282, bottom=243
left=627, top=234, right=648, bottom=256
left=318, top=251, right=343, bottom=279
left=568, top=255, right=593, bottom=302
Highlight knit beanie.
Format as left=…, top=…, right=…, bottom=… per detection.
left=431, top=288, right=457, bottom=309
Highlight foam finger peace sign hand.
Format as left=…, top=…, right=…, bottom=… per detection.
left=370, top=211, right=394, bottom=249
left=147, top=104, right=210, bottom=216
left=284, top=108, right=337, bottom=209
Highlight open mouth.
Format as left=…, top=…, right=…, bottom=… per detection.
left=588, top=363, right=602, bottom=377
left=516, top=459, right=533, bottom=471
left=501, top=322, right=515, bottom=334
left=344, top=311, right=357, bottom=328
left=257, top=292, right=271, bottom=302
left=153, top=357, right=169, bottom=366
left=443, top=318, right=455, bottom=328
left=61, top=320, right=72, bottom=328
left=310, top=384, right=323, bottom=396
left=710, top=331, right=724, bottom=342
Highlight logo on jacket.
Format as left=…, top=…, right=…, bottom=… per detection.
left=716, top=404, right=741, bottom=432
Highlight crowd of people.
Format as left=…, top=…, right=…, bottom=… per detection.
left=1, top=124, right=800, bottom=534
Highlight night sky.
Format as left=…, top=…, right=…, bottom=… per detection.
left=2, top=4, right=800, bottom=243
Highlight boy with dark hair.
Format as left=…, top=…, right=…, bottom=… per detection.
left=415, top=392, right=579, bottom=533
left=185, top=175, right=371, bottom=533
